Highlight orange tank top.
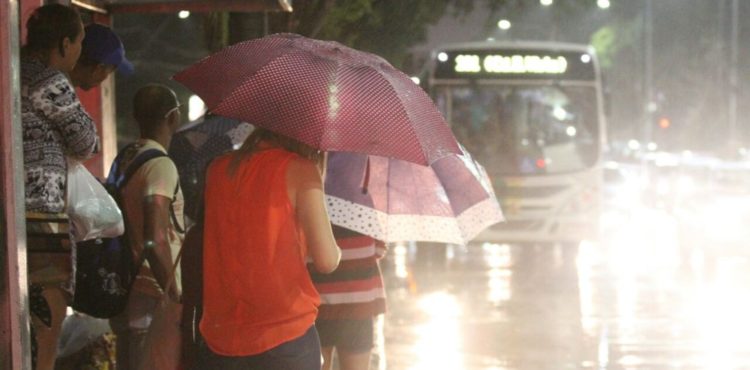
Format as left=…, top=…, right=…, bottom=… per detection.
left=200, top=148, right=320, bottom=356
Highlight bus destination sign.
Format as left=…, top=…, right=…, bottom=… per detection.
left=434, top=49, right=596, bottom=81
left=455, top=54, right=568, bottom=74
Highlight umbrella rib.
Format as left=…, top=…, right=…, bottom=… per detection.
left=371, top=68, right=430, bottom=165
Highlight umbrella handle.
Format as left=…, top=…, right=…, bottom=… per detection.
left=361, top=156, right=371, bottom=195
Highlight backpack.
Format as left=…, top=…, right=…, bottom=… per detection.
left=71, top=144, right=179, bottom=318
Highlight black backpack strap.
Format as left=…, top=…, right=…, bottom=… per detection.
left=119, top=148, right=186, bottom=235
left=113, top=148, right=169, bottom=278
left=119, top=149, right=168, bottom=189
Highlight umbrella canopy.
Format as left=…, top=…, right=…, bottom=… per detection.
left=324, top=148, right=504, bottom=245
left=168, top=114, right=252, bottom=221
left=173, top=33, right=460, bottom=166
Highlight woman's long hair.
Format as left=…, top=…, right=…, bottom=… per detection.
left=228, top=128, right=324, bottom=176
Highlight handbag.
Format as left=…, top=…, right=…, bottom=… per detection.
left=71, top=148, right=166, bottom=318
left=138, top=246, right=184, bottom=370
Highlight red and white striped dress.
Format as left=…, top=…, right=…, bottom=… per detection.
left=309, top=227, right=387, bottom=320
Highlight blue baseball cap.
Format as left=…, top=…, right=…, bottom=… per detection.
left=82, top=23, right=134, bottom=75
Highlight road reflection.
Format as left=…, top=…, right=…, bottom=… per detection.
left=379, top=207, right=750, bottom=369
left=412, top=291, right=463, bottom=370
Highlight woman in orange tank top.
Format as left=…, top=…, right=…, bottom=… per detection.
left=200, top=128, right=341, bottom=370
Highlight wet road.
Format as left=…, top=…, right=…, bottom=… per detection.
left=374, top=208, right=750, bottom=370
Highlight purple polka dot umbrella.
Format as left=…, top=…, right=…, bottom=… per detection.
left=325, top=146, right=504, bottom=245
left=173, top=33, right=460, bottom=166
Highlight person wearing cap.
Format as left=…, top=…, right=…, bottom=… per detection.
left=70, top=23, right=134, bottom=90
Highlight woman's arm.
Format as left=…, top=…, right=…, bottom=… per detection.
left=289, top=157, right=340, bottom=273
left=40, top=73, right=99, bottom=159
left=375, top=239, right=388, bottom=259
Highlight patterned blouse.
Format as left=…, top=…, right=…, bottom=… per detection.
left=21, top=57, right=99, bottom=214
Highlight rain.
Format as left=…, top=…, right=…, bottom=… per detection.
left=4, top=0, right=750, bottom=369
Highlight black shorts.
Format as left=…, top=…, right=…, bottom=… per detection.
left=315, top=318, right=374, bottom=353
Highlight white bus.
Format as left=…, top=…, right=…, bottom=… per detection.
left=428, top=41, right=607, bottom=245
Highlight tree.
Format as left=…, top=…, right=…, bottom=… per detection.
left=204, top=0, right=520, bottom=69
left=589, top=0, right=750, bottom=150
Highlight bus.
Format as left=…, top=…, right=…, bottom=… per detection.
left=428, top=41, right=607, bottom=246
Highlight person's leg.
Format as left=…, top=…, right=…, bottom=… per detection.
left=27, top=251, right=72, bottom=370
left=109, top=311, right=130, bottom=370
left=335, top=318, right=375, bottom=370
left=337, top=349, right=372, bottom=370
left=124, top=291, right=159, bottom=369
left=127, top=328, right=150, bottom=369
left=114, top=331, right=130, bottom=370
left=109, top=290, right=160, bottom=370
left=33, top=286, right=68, bottom=370
left=316, top=319, right=338, bottom=370
left=320, top=346, right=335, bottom=370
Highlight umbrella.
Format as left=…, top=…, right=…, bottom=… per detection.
left=168, top=114, right=252, bottom=221
left=324, top=148, right=504, bottom=245
left=173, top=33, right=460, bottom=166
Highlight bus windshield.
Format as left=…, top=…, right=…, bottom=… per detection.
left=435, top=84, right=599, bottom=176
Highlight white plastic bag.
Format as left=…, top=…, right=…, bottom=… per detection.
left=56, top=312, right=112, bottom=358
left=66, top=160, right=124, bottom=242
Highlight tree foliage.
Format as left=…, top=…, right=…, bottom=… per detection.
left=199, top=1, right=750, bottom=150
left=588, top=0, right=750, bottom=150
left=204, top=0, right=617, bottom=68
left=313, top=0, right=453, bottom=67
left=205, top=0, right=525, bottom=69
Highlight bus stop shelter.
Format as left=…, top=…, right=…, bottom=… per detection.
left=0, top=1, right=291, bottom=368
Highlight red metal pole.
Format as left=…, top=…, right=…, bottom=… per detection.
left=1, top=0, right=32, bottom=368
left=18, top=0, right=38, bottom=42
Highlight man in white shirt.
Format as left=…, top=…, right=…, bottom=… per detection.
left=109, top=84, right=185, bottom=370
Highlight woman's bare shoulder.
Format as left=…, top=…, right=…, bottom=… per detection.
left=287, top=156, right=322, bottom=184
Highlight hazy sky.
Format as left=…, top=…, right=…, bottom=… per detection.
left=414, top=6, right=492, bottom=54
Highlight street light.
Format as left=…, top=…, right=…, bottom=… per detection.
left=597, top=0, right=611, bottom=9
left=497, top=19, right=512, bottom=30
left=188, top=95, right=205, bottom=121
left=540, top=0, right=553, bottom=5
left=178, top=10, right=190, bottom=19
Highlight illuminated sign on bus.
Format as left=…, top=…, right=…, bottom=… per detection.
left=434, top=49, right=595, bottom=80
left=455, top=54, right=568, bottom=74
